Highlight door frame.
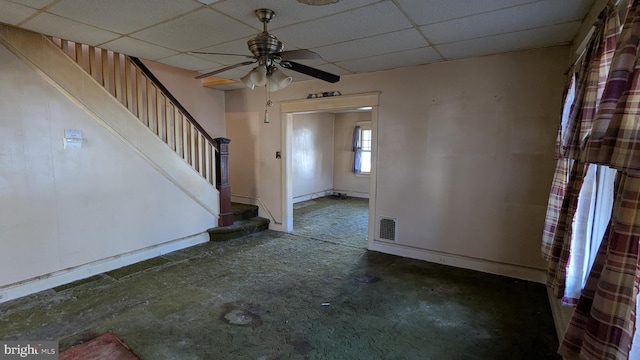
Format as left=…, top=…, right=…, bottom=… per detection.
left=280, top=92, right=380, bottom=248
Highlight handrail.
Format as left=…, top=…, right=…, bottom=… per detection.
left=129, top=57, right=219, bottom=151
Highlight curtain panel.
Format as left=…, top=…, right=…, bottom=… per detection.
left=558, top=1, right=640, bottom=358
left=352, top=125, right=362, bottom=174
left=542, top=3, right=621, bottom=303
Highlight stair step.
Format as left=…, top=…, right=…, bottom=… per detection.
left=208, top=216, right=270, bottom=242
left=231, top=202, right=259, bottom=221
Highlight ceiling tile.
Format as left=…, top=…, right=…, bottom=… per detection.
left=47, top=0, right=200, bottom=34
left=396, top=0, right=535, bottom=25
left=100, top=37, right=178, bottom=61
left=211, top=0, right=379, bottom=30
left=191, top=36, right=257, bottom=66
left=21, top=13, right=119, bottom=45
left=157, top=53, right=224, bottom=71
left=7, top=0, right=55, bottom=9
left=275, top=1, right=413, bottom=49
left=315, top=63, right=354, bottom=76
left=314, top=28, right=428, bottom=62
left=0, top=1, right=37, bottom=25
left=337, top=47, right=441, bottom=73
left=435, top=21, right=581, bottom=59
left=131, top=8, right=256, bottom=52
left=421, top=0, right=594, bottom=45
left=0, top=0, right=601, bottom=90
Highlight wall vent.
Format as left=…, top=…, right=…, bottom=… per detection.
left=378, top=216, right=397, bottom=241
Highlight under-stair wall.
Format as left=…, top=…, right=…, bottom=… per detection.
left=0, top=25, right=220, bottom=303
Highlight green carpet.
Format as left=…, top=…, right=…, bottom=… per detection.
left=293, top=196, right=369, bottom=248
left=0, top=197, right=559, bottom=359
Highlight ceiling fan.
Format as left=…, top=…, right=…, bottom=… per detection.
left=192, top=8, right=340, bottom=89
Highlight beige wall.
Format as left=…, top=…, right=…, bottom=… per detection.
left=333, top=112, right=371, bottom=197
left=226, top=45, right=569, bottom=279
left=292, top=113, right=334, bottom=200
left=0, top=32, right=216, bottom=295
left=141, top=60, right=226, bottom=139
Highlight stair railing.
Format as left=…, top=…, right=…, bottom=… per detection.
left=50, top=38, right=233, bottom=226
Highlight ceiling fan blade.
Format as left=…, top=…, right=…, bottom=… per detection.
left=191, top=51, right=255, bottom=59
left=277, top=49, right=321, bottom=60
left=281, top=61, right=340, bottom=83
left=195, top=61, right=256, bottom=79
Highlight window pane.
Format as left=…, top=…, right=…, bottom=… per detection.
left=361, top=129, right=372, bottom=151
left=361, top=151, right=371, bottom=173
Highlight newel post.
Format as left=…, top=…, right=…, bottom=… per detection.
left=214, top=137, right=234, bottom=227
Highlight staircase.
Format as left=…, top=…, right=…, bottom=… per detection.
left=208, top=203, right=270, bottom=241
left=47, top=36, right=234, bottom=226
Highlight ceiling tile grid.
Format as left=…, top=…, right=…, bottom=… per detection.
left=46, top=0, right=201, bottom=34
left=0, top=1, right=36, bottom=25
left=0, top=0, right=597, bottom=89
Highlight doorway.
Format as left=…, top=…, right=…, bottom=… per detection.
left=280, top=92, right=380, bottom=249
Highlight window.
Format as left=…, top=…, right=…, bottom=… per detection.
left=352, top=122, right=371, bottom=174
left=359, top=128, right=372, bottom=173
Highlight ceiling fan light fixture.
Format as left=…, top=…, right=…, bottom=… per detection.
left=240, top=72, right=255, bottom=90
left=268, top=68, right=292, bottom=91
left=248, top=66, right=267, bottom=87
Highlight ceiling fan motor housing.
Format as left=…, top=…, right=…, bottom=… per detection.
left=247, top=32, right=284, bottom=57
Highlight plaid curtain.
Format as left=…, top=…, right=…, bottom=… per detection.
left=546, top=160, right=589, bottom=299
left=559, top=1, right=640, bottom=358
left=542, top=4, right=621, bottom=300
left=541, top=72, right=575, bottom=261
left=559, top=172, right=639, bottom=359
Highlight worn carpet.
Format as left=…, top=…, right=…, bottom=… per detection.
left=0, top=197, right=560, bottom=359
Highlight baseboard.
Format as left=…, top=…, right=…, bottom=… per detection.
left=0, top=232, right=209, bottom=304
left=546, top=287, right=575, bottom=342
left=293, top=190, right=333, bottom=203
left=369, top=240, right=546, bottom=283
left=332, top=190, right=369, bottom=199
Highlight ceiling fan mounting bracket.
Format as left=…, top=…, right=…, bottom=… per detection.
left=255, top=8, right=275, bottom=24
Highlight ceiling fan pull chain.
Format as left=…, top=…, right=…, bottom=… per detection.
left=264, top=84, right=271, bottom=123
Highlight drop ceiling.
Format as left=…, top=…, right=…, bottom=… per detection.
left=0, top=0, right=596, bottom=90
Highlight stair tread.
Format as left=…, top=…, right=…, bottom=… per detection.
left=209, top=217, right=269, bottom=233
left=230, top=202, right=259, bottom=221
left=208, top=216, right=270, bottom=242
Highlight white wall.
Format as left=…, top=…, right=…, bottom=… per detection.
left=333, top=112, right=371, bottom=197
left=292, top=113, right=334, bottom=200
left=226, top=45, right=569, bottom=279
left=0, top=31, right=216, bottom=298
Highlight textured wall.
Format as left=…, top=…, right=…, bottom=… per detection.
left=292, top=113, right=334, bottom=199
left=225, top=45, right=569, bottom=274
